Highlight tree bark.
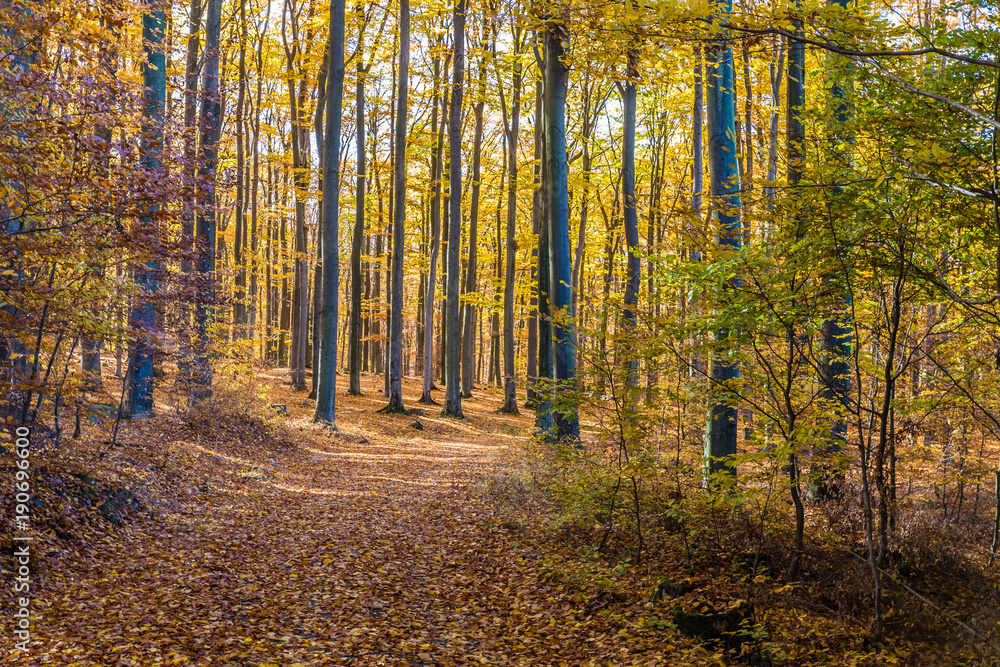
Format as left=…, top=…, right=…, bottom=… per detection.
left=499, top=34, right=522, bottom=414
left=314, top=0, right=344, bottom=424
left=462, top=44, right=486, bottom=399
left=421, top=37, right=447, bottom=404
left=126, top=0, right=166, bottom=416
left=383, top=0, right=408, bottom=412
left=193, top=0, right=223, bottom=403
left=348, top=2, right=367, bottom=396
left=703, top=0, right=742, bottom=484
left=527, top=77, right=543, bottom=412
left=443, top=0, right=465, bottom=418
left=814, top=0, right=854, bottom=498
left=233, top=0, right=248, bottom=338
left=621, top=45, right=640, bottom=389
left=543, top=17, right=577, bottom=440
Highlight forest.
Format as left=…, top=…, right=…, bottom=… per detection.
left=2, top=0, right=1000, bottom=664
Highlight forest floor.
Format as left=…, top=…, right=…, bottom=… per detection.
left=2, top=371, right=999, bottom=665
left=1, top=372, right=686, bottom=666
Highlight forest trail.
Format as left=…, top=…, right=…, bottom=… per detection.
left=7, top=374, right=678, bottom=666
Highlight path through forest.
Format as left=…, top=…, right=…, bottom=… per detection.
left=8, top=375, right=677, bottom=666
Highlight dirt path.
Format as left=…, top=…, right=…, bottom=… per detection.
left=5, top=375, right=675, bottom=666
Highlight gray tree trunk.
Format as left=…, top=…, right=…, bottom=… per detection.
left=383, top=0, right=408, bottom=412
left=814, top=0, right=854, bottom=498
left=421, top=41, right=447, bottom=405
left=703, top=0, right=742, bottom=485
left=313, top=0, right=345, bottom=424
left=348, top=6, right=366, bottom=396
left=233, top=0, right=248, bottom=338
left=126, top=0, right=167, bottom=416
left=621, top=46, right=640, bottom=389
left=462, top=47, right=486, bottom=399
left=543, top=17, right=577, bottom=440
left=192, top=0, right=223, bottom=403
left=443, top=0, right=465, bottom=418
left=499, top=36, right=522, bottom=414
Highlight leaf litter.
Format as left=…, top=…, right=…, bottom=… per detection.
left=1, top=373, right=686, bottom=666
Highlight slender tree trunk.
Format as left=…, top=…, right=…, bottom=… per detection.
left=314, top=0, right=344, bottom=424
left=348, top=6, right=366, bottom=396
left=421, top=41, right=447, bottom=404
left=703, top=0, right=742, bottom=484
left=233, top=0, right=248, bottom=338
left=177, top=0, right=202, bottom=387
left=311, top=27, right=331, bottom=399
left=83, top=0, right=123, bottom=392
left=490, top=152, right=503, bottom=388
left=126, top=2, right=166, bottom=416
left=526, top=79, right=542, bottom=410
left=193, top=0, right=223, bottom=403
left=372, top=149, right=384, bottom=375
left=462, top=45, right=486, bottom=398
left=265, top=166, right=275, bottom=361
left=383, top=0, right=408, bottom=412
left=284, top=0, right=316, bottom=391
left=249, top=16, right=266, bottom=347
left=440, top=132, right=450, bottom=388
left=784, top=1, right=806, bottom=574
left=572, top=73, right=597, bottom=371
left=621, top=45, right=640, bottom=389
left=543, top=16, right=577, bottom=439
left=764, top=37, right=785, bottom=208
left=279, top=169, right=291, bottom=365
left=500, top=47, right=521, bottom=414
left=691, top=45, right=703, bottom=261
left=814, top=0, right=854, bottom=498
left=443, top=0, right=465, bottom=418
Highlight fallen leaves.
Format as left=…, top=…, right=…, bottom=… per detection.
left=1, top=373, right=697, bottom=665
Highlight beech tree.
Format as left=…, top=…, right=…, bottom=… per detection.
left=124, top=0, right=166, bottom=417
left=702, top=0, right=741, bottom=483
left=542, top=12, right=578, bottom=440
left=384, top=0, right=409, bottom=414
left=443, top=0, right=465, bottom=419
left=496, top=18, right=524, bottom=415
left=192, top=0, right=223, bottom=402
left=314, top=0, right=345, bottom=425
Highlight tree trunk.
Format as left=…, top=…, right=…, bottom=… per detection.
left=621, top=46, right=640, bottom=389
left=233, top=0, right=248, bottom=338
left=177, top=0, right=202, bottom=387
left=249, top=16, right=266, bottom=348
left=348, top=5, right=366, bottom=396
left=462, top=45, right=486, bottom=399
left=284, top=0, right=316, bottom=391
left=814, top=0, right=854, bottom=498
left=543, top=17, right=578, bottom=440
left=764, top=37, right=785, bottom=208
left=83, top=0, right=123, bottom=392
left=703, top=0, right=742, bottom=485
left=279, top=169, right=291, bottom=365
left=383, top=0, right=408, bottom=412
left=193, top=0, right=223, bottom=403
left=691, top=45, right=703, bottom=260
left=314, top=0, right=344, bottom=424
left=500, top=46, right=521, bottom=414
left=526, top=78, right=542, bottom=410
left=126, top=0, right=166, bottom=416
left=443, top=0, right=465, bottom=418
left=421, top=40, right=447, bottom=405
